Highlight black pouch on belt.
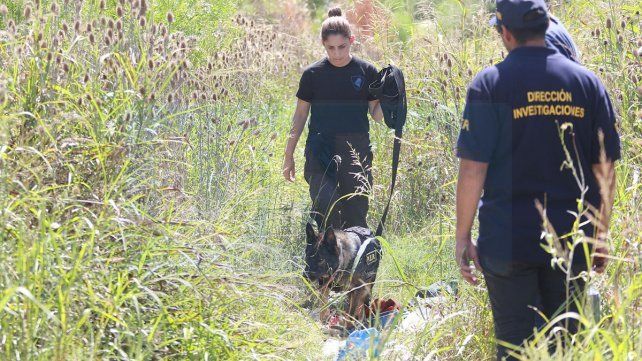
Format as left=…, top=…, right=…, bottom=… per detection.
left=308, top=132, right=336, bottom=176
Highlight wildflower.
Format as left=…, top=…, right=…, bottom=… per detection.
left=89, top=33, right=95, bottom=44
left=606, top=18, right=612, bottom=29
left=167, top=11, right=174, bottom=24
left=117, top=6, right=123, bottom=17
left=116, top=20, right=122, bottom=31
left=620, top=20, right=626, bottom=29
left=100, top=0, right=105, bottom=10
left=139, top=16, right=146, bottom=28
left=0, top=4, right=8, bottom=16
left=595, top=28, right=601, bottom=37
left=108, top=19, right=114, bottom=29
left=24, top=5, right=32, bottom=19
left=167, top=93, right=173, bottom=103
left=74, top=20, right=81, bottom=32
left=50, top=2, right=59, bottom=14
left=86, top=23, right=92, bottom=33
left=635, top=47, right=642, bottom=57
left=62, top=62, right=69, bottom=73
left=148, top=58, right=154, bottom=69
left=139, top=86, right=146, bottom=96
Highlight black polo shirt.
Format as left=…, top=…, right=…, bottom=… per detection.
left=457, top=46, right=621, bottom=263
left=296, top=56, right=378, bottom=134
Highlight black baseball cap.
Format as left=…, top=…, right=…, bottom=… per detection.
left=489, top=0, right=549, bottom=30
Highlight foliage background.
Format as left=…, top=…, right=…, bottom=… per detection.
left=0, top=0, right=640, bottom=359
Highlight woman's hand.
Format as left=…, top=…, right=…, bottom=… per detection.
left=283, top=155, right=296, bottom=182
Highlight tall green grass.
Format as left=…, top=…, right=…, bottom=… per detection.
left=1, top=0, right=640, bottom=359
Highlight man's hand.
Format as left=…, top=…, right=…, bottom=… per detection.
left=283, top=155, right=296, bottom=182
left=456, top=237, right=482, bottom=285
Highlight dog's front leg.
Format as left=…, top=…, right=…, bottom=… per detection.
left=347, top=281, right=370, bottom=324
left=318, top=284, right=331, bottom=322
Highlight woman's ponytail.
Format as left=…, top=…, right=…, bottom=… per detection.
left=321, top=7, right=351, bottom=40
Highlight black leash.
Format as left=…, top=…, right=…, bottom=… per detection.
left=375, top=125, right=402, bottom=237
left=369, top=64, right=407, bottom=238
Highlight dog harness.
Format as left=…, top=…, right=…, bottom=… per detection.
left=345, top=227, right=382, bottom=283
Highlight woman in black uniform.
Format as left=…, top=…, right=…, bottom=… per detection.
left=283, top=7, right=382, bottom=230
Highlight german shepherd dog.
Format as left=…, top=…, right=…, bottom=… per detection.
left=303, top=223, right=380, bottom=324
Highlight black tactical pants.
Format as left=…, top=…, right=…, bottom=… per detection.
left=480, top=255, right=587, bottom=360
left=304, top=133, right=372, bottom=230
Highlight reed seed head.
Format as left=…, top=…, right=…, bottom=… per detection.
left=139, top=0, right=147, bottom=14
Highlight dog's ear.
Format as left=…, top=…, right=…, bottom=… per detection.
left=323, top=228, right=339, bottom=254
left=305, top=223, right=316, bottom=244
